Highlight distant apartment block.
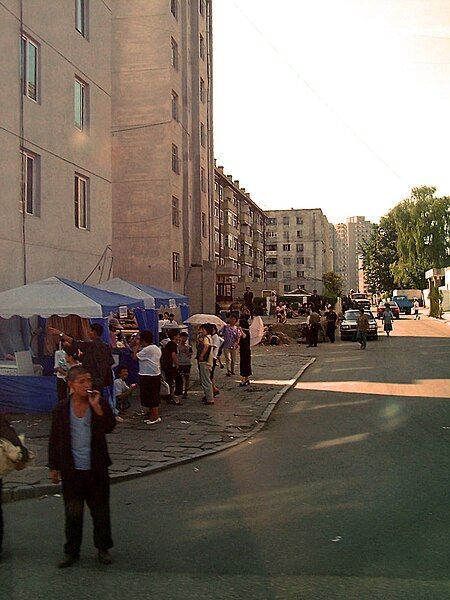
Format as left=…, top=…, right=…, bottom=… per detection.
left=264, top=209, right=333, bottom=295
left=334, top=216, right=372, bottom=293
left=214, top=165, right=266, bottom=303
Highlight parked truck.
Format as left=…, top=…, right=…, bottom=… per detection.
left=392, top=289, right=424, bottom=306
left=392, top=294, right=413, bottom=315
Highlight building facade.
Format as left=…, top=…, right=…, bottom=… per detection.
left=0, top=0, right=112, bottom=291
left=264, top=209, right=333, bottom=295
left=111, top=0, right=215, bottom=313
left=334, top=222, right=349, bottom=292
left=334, top=216, right=372, bottom=293
left=214, top=165, right=266, bottom=303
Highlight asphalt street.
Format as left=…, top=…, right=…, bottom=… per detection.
left=1, top=316, right=449, bottom=600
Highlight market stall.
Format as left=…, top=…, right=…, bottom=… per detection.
left=0, top=277, right=145, bottom=413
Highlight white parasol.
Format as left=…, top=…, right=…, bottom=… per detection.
left=184, top=314, right=227, bottom=328
left=249, top=316, right=264, bottom=347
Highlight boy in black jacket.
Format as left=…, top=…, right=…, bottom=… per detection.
left=48, top=366, right=116, bottom=568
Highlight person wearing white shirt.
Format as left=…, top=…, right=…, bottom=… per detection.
left=133, top=331, right=162, bottom=425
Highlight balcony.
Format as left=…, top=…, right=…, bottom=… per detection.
left=240, top=210, right=251, bottom=225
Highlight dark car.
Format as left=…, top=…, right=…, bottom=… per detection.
left=377, top=301, right=400, bottom=320
left=340, top=309, right=378, bottom=341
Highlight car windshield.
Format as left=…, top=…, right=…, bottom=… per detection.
left=344, top=310, right=374, bottom=320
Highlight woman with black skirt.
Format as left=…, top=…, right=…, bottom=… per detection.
left=133, top=331, right=162, bottom=425
left=238, top=317, right=252, bottom=387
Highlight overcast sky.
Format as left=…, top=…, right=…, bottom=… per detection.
left=212, top=0, right=450, bottom=224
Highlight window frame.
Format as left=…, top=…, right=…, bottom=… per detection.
left=75, top=0, right=87, bottom=38
left=172, top=252, right=180, bottom=282
left=172, top=143, right=180, bottom=174
left=171, top=38, right=179, bottom=71
left=199, top=34, right=205, bottom=60
left=200, top=122, right=206, bottom=147
left=170, top=0, right=178, bottom=20
left=172, top=196, right=180, bottom=227
left=21, top=35, right=39, bottom=102
left=21, top=150, right=40, bottom=216
left=171, top=90, right=179, bottom=121
left=74, top=173, right=89, bottom=230
left=201, top=212, right=207, bottom=238
left=200, top=78, right=205, bottom=103
left=74, top=77, right=87, bottom=130
left=200, top=167, right=206, bottom=192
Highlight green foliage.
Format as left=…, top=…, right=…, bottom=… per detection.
left=429, top=286, right=443, bottom=318
left=362, top=186, right=450, bottom=292
left=322, top=272, right=343, bottom=297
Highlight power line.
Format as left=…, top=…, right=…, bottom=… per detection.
left=229, top=0, right=404, bottom=182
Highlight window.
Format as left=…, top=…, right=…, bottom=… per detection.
left=266, top=258, right=277, bottom=265
left=21, top=150, right=39, bottom=216
left=200, top=122, right=206, bottom=147
left=283, top=271, right=291, bottom=280
left=199, top=34, right=205, bottom=59
left=21, top=35, right=38, bottom=101
left=75, top=0, right=87, bottom=37
left=172, top=252, right=180, bottom=281
left=172, top=90, right=179, bottom=121
left=171, top=38, right=179, bottom=70
left=296, top=230, right=302, bottom=238
left=171, top=0, right=178, bottom=19
left=284, top=284, right=291, bottom=292
left=266, top=230, right=277, bottom=238
left=74, top=78, right=87, bottom=130
left=199, top=0, right=206, bottom=16
left=283, top=231, right=289, bottom=241
left=172, top=196, right=180, bottom=227
left=297, top=256, right=305, bottom=264
left=267, top=217, right=277, bottom=226
left=296, top=217, right=303, bottom=225
left=201, top=167, right=206, bottom=192
left=232, top=213, right=238, bottom=228
left=201, top=212, right=207, bottom=238
left=172, top=144, right=179, bottom=173
left=297, top=271, right=305, bottom=278
left=283, top=216, right=290, bottom=225
left=266, top=244, right=277, bottom=252
left=74, top=174, right=89, bottom=229
left=232, top=193, right=238, bottom=206
left=267, top=272, right=277, bottom=279
left=200, top=78, right=205, bottom=102
left=218, top=184, right=224, bottom=201
left=214, top=227, right=220, bottom=244
left=296, top=243, right=304, bottom=252
left=283, top=257, right=291, bottom=266
left=233, top=237, right=239, bottom=250
left=282, top=244, right=291, bottom=251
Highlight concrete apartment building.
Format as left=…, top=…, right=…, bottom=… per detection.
left=0, top=0, right=112, bottom=291
left=334, top=222, right=349, bottom=291
left=112, top=0, right=215, bottom=313
left=334, top=216, right=373, bottom=293
left=264, top=209, right=333, bottom=295
left=214, top=164, right=266, bottom=303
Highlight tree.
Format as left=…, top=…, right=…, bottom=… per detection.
left=390, top=187, right=450, bottom=289
left=322, top=272, right=343, bottom=297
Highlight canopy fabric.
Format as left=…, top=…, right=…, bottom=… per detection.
left=0, top=277, right=145, bottom=319
left=95, top=278, right=189, bottom=308
left=94, top=278, right=155, bottom=309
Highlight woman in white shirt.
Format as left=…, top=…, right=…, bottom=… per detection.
left=133, top=330, right=162, bottom=425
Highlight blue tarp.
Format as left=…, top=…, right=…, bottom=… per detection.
left=128, top=282, right=189, bottom=307
left=59, top=278, right=145, bottom=317
left=0, top=376, right=57, bottom=414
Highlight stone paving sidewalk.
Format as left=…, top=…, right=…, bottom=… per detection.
left=2, top=346, right=314, bottom=502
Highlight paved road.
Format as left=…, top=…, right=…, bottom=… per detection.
left=2, top=316, right=449, bottom=599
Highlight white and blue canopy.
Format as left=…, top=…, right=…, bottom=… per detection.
left=95, top=278, right=189, bottom=309
left=0, top=277, right=145, bottom=319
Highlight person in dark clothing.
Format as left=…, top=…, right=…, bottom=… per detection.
left=48, top=366, right=116, bottom=568
left=309, top=289, right=322, bottom=313
left=0, top=415, right=29, bottom=560
left=307, top=309, right=320, bottom=347
left=238, top=317, right=252, bottom=386
left=49, top=324, right=114, bottom=392
left=325, top=306, right=338, bottom=343
left=243, top=287, right=254, bottom=318
left=160, top=329, right=183, bottom=404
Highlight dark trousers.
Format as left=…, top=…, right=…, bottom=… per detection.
left=308, top=324, right=319, bottom=347
left=56, top=378, right=68, bottom=402
left=326, top=322, right=336, bottom=343
left=164, top=367, right=183, bottom=397
left=62, top=470, right=112, bottom=557
left=0, top=479, right=3, bottom=554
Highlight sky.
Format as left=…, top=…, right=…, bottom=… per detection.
left=212, top=0, right=450, bottom=224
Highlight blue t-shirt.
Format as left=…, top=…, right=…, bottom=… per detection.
left=70, top=400, right=92, bottom=470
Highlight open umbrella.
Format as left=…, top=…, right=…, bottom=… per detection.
left=184, top=314, right=226, bottom=328
left=249, top=316, right=264, bottom=347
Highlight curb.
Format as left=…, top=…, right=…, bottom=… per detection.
left=3, top=357, right=316, bottom=504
